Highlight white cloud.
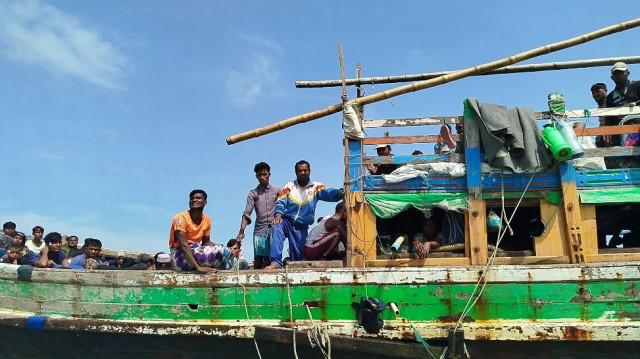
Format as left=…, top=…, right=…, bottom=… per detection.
left=0, top=0, right=129, bottom=90
left=221, top=35, right=283, bottom=107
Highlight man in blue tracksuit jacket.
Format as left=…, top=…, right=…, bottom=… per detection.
left=266, top=160, right=343, bottom=269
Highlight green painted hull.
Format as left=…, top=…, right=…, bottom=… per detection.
left=0, top=262, right=638, bottom=345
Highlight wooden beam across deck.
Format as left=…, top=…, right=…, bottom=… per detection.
left=363, top=106, right=640, bottom=129
left=363, top=135, right=458, bottom=145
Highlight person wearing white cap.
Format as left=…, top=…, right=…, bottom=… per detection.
left=606, top=62, right=640, bottom=108
left=367, top=144, right=399, bottom=175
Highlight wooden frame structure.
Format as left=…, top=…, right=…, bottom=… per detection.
left=345, top=104, right=640, bottom=268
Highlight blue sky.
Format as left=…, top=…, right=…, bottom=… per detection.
left=1, top=1, right=639, bottom=258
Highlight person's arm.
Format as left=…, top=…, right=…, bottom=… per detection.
left=33, top=246, right=51, bottom=268
left=323, top=217, right=347, bottom=239
left=60, top=252, right=69, bottom=267
left=176, top=230, right=214, bottom=273
left=316, top=185, right=344, bottom=202
left=272, top=187, right=288, bottom=225
left=237, top=215, right=251, bottom=242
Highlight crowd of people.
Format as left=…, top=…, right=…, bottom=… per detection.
left=1, top=221, right=176, bottom=270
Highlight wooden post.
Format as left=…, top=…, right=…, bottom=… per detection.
left=558, top=161, right=587, bottom=263
left=463, top=100, right=487, bottom=265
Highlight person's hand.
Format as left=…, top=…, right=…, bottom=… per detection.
left=47, top=260, right=56, bottom=268
left=414, top=241, right=431, bottom=259
left=272, top=215, right=282, bottom=225
left=236, top=233, right=245, bottom=242
left=196, top=266, right=216, bottom=274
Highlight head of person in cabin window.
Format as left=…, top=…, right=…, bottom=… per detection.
left=375, top=144, right=391, bottom=156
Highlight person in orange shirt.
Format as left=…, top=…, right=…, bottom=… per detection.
left=169, top=189, right=230, bottom=273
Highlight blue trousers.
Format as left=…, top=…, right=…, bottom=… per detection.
left=269, top=218, right=308, bottom=268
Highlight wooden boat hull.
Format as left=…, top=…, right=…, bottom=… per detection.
left=0, top=262, right=638, bottom=357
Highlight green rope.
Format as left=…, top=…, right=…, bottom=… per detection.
left=583, top=109, right=591, bottom=118
left=411, top=325, right=438, bottom=359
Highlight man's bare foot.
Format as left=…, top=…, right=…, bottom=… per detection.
left=264, top=263, right=281, bottom=269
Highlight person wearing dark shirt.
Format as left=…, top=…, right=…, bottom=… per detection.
left=606, top=62, right=640, bottom=108
left=30, top=232, right=69, bottom=268
left=367, top=144, right=399, bottom=175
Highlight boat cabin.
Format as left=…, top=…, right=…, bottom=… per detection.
left=344, top=98, right=640, bottom=268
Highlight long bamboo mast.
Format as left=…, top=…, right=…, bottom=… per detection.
left=296, top=55, right=640, bottom=88
left=226, top=18, right=640, bottom=145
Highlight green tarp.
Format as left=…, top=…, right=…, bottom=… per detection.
left=579, top=187, right=640, bottom=204
left=364, top=192, right=467, bottom=219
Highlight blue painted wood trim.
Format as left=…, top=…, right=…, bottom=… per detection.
left=559, top=161, right=576, bottom=184
left=348, top=139, right=363, bottom=192
left=364, top=175, right=467, bottom=191
left=367, top=154, right=460, bottom=164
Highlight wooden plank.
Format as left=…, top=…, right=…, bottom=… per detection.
left=362, top=107, right=640, bottom=129
left=575, top=124, right=640, bottom=136
left=364, top=154, right=463, bottom=164
left=586, top=253, right=640, bottom=262
left=492, top=256, right=570, bottom=265
left=349, top=192, right=377, bottom=268
left=286, top=260, right=344, bottom=269
left=558, top=162, right=587, bottom=263
left=467, top=199, right=488, bottom=265
left=535, top=199, right=569, bottom=257
left=582, top=146, right=640, bottom=158
left=365, top=257, right=470, bottom=267
left=363, top=135, right=457, bottom=145
left=579, top=204, right=599, bottom=256
left=364, top=116, right=461, bottom=128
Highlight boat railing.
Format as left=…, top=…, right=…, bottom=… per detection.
left=344, top=102, right=640, bottom=268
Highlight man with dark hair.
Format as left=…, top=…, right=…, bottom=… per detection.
left=265, top=160, right=344, bottom=269
left=30, top=232, right=69, bottom=268
left=169, top=189, right=230, bottom=273
left=606, top=62, right=640, bottom=108
left=304, top=201, right=347, bottom=261
left=237, top=161, right=281, bottom=269
left=366, top=144, right=399, bottom=175
left=1, top=222, right=16, bottom=249
left=26, top=226, right=46, bottom=254
left=591, top=82, right=608, bottom=107
left=62, top=235, right=82, bottom=258
left=69, top=238, right=105, bottom=269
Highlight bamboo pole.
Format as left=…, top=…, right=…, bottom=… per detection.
left=296, top=55, right=640, bottom=88
left=226, top=18, right=640, bottom=145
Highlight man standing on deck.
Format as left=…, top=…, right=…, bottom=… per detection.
left=236, top=162, right=281, bottom=269
left=265, top=160, right=344, bottom=269
left=169, top=189, right=230, bottom=273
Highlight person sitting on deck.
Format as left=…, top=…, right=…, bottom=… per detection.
left=112, top=251, right=136, bottom=269
left=154, top=252, right=173, bottom=270
left=224, top=239, right=249, bottom=270
left=304, top=201, right=347, bottom=261
left=412, top=211, right=465, bottom=259
left=61, top=235, right=82, bottom=258
left=236, top=161, right=281, bottom=269
left=69, top=238, right=106, bottom=269
left=169, top=189, right=231, bottom=273
left=2, top=243, right=23, bottom=264
left=26, top=226, right=46, bottom=254
left=0, top=221, right=17, bottom=249
left=366, top=144, right=399, bottom=175
left=265, top=160, right=343, bottom=269
left=29, top=232, right=70, bottom=268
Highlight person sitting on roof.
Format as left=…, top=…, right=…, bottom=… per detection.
left=29, top=232, right=70, bottom=268
left=113, top=251, right=136, bottom=269
left=412, top=211, right=465, bottom=259
left=169, top=189, right=230, bottom=273
left=69, top=238, right=107, bottom=269
left=304, top=201, right=347, bottom=261
left=366, top=144, right=399, bottom=175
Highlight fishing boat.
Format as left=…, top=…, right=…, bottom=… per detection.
left=2, top=20, right=640, bottom=359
